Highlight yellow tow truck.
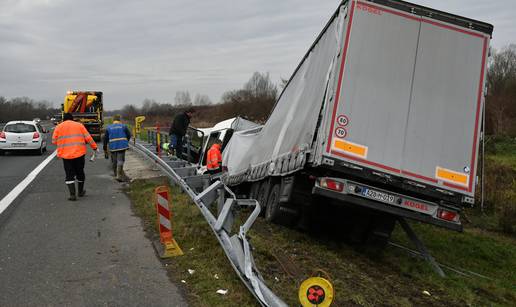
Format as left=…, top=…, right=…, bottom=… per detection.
left=62, top=91, right=103, bottom=141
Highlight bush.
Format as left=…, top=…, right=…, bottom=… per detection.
left=483, top=156, right=516, bottom=234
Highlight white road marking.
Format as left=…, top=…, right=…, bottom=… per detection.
left=0, top=150, right=57, bottom=215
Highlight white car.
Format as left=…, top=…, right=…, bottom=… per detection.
left=0, top=121, right=48, bottom=155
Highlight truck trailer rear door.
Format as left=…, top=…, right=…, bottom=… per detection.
left=326, top=1, right=421, bottom=174
left=324, top=0, right=489, bottom=197
left=401, top=18, right=489, bottom=195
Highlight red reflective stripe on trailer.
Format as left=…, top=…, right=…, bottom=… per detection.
left=444, top=181, right=469, bottom=192
left=422, top=18, right=485, bottom=38
left=357, top=1, right=421, bottom=22
left=330, top=150, right=401, bottom=173
left=468, top=37, right=489, bottom=193
left=326, top=0, right=356, bottom=153
left=401, top=170, right=438, bottom=184
left=357, top=1, right=487, bottom=39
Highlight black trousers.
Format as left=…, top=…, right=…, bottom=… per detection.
left=63, top=155, right=85, bottom=183
left=170, top=133, right=184, bottom=159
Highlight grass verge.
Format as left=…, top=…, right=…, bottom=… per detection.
left=127, top=178, right=258, bottom=307
left=127, top=177, right=516, bottom=306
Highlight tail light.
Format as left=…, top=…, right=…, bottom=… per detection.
left=437, top=209, right=460, bottom=222
left=0, top=132, right=5, bottom=139
left=33, top=132, right=40, bottom=139
left=319, top=178, right=344, bottom=192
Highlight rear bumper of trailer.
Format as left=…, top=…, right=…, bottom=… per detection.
left=312, top=183, right=463, bottom=232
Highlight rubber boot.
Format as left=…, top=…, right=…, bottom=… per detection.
left=116, top=166, right=128, bottom=182
left=78, top=181, right=86, bottom=197
left=67, top=183, right=77, bottom=201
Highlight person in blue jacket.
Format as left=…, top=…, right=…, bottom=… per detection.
left=103, top=114, right=132, bottom=182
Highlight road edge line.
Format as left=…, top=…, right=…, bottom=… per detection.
left=0, top=150, right=57, bottom=215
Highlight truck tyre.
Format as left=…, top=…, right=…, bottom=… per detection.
left=265, top=183, right=281, bottom=223
left=249, top=182, right=260, bottom=200
left=0, top=150, right=4, bottom=156
left=256, top=181, right=269, bottom=212
left=365, top=215, right=396, bottom=250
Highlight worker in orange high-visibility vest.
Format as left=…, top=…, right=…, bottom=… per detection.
left=206, top=141, right=222, bottom=175
left=52, top=113, right=98, bottom=201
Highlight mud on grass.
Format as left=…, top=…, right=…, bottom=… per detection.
left=127, top=178, right=516, bottom=307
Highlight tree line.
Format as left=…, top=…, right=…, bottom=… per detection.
left=0, top=97, right=60, bottom=123
left=486, top=45, right=516, bottom=136
left=115, top=71, right=278, bottom=127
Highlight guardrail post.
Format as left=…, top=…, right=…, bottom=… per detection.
left=157, top=123, right=161, bottom=156
left=186, top=135, right=192, bottom=163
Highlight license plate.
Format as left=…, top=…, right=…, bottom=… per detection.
left=362, top=188, right=396, bottom=204
left=12, top=143, right=27, bottom=147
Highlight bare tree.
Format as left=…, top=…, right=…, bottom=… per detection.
left=0, top=96, right=59, bottom=122
left=486, top=45, right=516, bottom=135
left=193, top=94, right=212, bottom=106
left=243, top=72, right=278, bottom=101
left=121, top=104, right=139, bottom=120
left=174, top=91, right=192, bottom=105
left=279, top=77, right=289, bottom=90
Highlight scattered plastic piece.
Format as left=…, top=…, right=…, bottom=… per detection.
left=216, top=289, right=228, bottom=295
left=188, top=269, right=195, bottom=275
left=274, top=277, right=280, bottom=282
left=181, top=280, right=187, bottom=284
left=214, top=274, right=219, bottom=279
left=423, top=290, right=431, bottom=296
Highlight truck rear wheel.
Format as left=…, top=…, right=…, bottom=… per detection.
left=256, top=181, right=269, bottom=213
left=249, top=182, right=260, bottom=200
left=265, top=183, right=281, bottom=223
left=365, top=215, right=396, bottom=250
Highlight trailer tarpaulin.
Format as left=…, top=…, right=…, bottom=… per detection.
left=223, top=5, right=347, bottom=184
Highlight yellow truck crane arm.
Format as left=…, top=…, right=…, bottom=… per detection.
left=62, top=90, right=103, bottom=141
left=63, top=93, right=97, bottom=113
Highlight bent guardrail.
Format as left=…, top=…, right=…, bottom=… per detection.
left=130, top=138, right=287, bottom=307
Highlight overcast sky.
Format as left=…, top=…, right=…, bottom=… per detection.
left=0, top=0, right=514, bottom=110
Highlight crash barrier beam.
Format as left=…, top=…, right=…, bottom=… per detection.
left=130, top=139, right=288, bottom=307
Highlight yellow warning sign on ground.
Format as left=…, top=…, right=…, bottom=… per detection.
left=299, top=277, right=334, bottom=307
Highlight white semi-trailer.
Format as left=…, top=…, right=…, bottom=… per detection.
left=197, top=0, right=493, bottom=244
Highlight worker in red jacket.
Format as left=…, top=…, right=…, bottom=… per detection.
left=206, top=142, right=222, bottom=175
left=52, top=113, right=98, bottom=200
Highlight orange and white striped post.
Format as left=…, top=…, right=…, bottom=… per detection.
left=154, top=186, right=183, bottom=258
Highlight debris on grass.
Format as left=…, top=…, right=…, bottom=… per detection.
left=216, top=289, right=229, bottom=295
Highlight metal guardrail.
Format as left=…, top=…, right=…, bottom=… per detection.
left=130, top=136, right=287, bottom=307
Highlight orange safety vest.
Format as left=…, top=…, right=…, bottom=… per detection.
left=206, top=144, right=222, bottom=170
left=52, top=120, right=98, bottom=159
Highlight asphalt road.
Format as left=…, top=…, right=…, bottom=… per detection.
left=0, top=135, right=187, bottom=306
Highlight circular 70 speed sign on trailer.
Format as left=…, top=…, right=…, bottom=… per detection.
left=334, top=127, right=347, bottom=138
